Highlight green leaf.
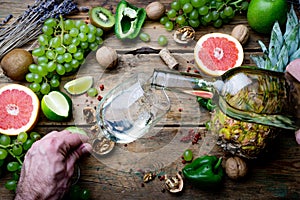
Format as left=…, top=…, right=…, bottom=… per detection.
left=275, top=43, right=289, bottom=72
left=285, top=4, right=298, bottom=38
left=250, top=55, right=265, bottom=69
left=268, top=22, right=283, bottom=66
left=258, top=40, right=268, bottom=55
left=263, top=56, right=273, bottom=70
left=289, top=48, right=300, bottom=61
left=284, top=25, right=299, bottom=56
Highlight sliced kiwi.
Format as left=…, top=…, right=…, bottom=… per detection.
left=89, top=7, right=115, bottom=31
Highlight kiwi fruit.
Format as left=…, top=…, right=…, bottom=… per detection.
left=89, top=7, right=115, bottom=31
left=1, top=49, right=33, bottom=81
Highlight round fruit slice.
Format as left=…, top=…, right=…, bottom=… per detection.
left=41, top=91, right=72, bottom=121
left=89, top=7, right=115, bottom=31
left=64, top=76, right=93, bottom=95
left=0, top=84, right=39, bottom=135
left=194, top=33, right=244, bottom=77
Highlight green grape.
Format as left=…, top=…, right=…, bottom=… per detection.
left=191, top=0, right=206, bottom=8
left=80, top=41, right=89, bottom=49
left=23, top=139, right=34, bottom=151
left=95, top=28, right=104, bottom=37
left=213, top=18, right=223, bottom=28
left=157, top=35, right=168, bottom=46
left=176, top=15, right=186, bottom=25
left=64, top=19, right=75, bottom=30
left=29, top=82, right=41, bottom=93
left=198, top=6, right=209, bottom=15
left=182, top=3, right=193, bottom=14
left=17, top=132, right=28, bottom=144
left=33, top=74, right=43, bottom=83
left=64, top=53, right=72, bottom=63
left=71, top=37, right=81, bottom=46
left=56, top=55, right=65, bottom=64
left=40, top=82, right=51, bottom=94
left=37, top=56, right=48, bottom=64
left=78, top=32, right=88, bottom=42
left=56, top=64, right=66, bottom=75
left=211, top=10, right=219, bottom=21
left=38, top=34, right=49, bottom=46
left=30, top=132, right=41, bottom=141
left=88, top=24, right=97, bottom=34
left=47, top=61, right=57, bottom=72
left=164, top=21, right=174, bottom=31
left=80, top=24, right=89, bottom=33
left=220, top=10, right=227, bottom=19
left=50, top=77, right=60, bottom=88
left=210, top=0, right=216, bottom=7
left=44, top=18, right=57, bottom=27
left=7, top=162, right=20, bottom=172
left=42, top=25, right=53, bottom=35
left=46, top=50, right=56, bottom=60
left=167, top=9, right=177, bottom=19
left=25, top=73, right=34, bottom=82
left=160, top=16, right=169, bottom=25
left=64, top=63, right=73, bottom=73
left=0, top=135, right=11, bottom=146
left=70, top=28, right=79, bottom=37
left=139, top=32, right=150, bottom=42
left=37, top=65, right=48, bottom=77
left=87, top=33, right=96, bottom=43
left=55, top=46, right=66, bottom=55
left=189, top=9, right=199, bottom=20
left=67, top=44, right=77, bottom=54
left=215, top=1, right=223, bottom=9
left=50, top=37, right=62, bottom=48
left=87, top=87, right=98, bottom=97
left=80, top=189, right=91, bottom=200
left=32, top=47, right=45, bottom=57
left=95, top=36, right=103, bottom=45
left=73, top=52, right=84, bottom=60
left=0, top=149, right=8, bottom=160
left=29, top=64, right=38, bottom=73
left=12, top=145, right=23, bottom=156
left=188, top=19, right=200, bottom=28
left=12, top=172, right=19, bottom=181
left=203, top=12, right=212, bottom=23
left=63, top=34, right=72, bottom=45
left=223, top=6, right=233, bottom=17
left=5, top=180, right=17, bottom=191
left=171, top=1, right=181, bottom=11
left=180, top=0, right=190, bottom=5
left=183, top=149, right=193, bottom=162
left=70, top=59, right=80, bottom=69
left=241, top=1, right=249, bottom=11
left=89, top=42, right=98, bottom=51
left=75, top=20, right=85, bottom=28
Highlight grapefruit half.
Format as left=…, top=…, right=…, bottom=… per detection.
left=0, top=84, right=40, bottom=135
left=194, top=33, right=244, bottom=77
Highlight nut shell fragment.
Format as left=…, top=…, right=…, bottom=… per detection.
left=165, top=173, right=183, bottom=193
left=92, top=136, right=115, bottom=155
left=231, top=25, right=250, bottom=45
left=173, top=26, right=195, bottom=44
left=225, top=156, right=248, bottom=180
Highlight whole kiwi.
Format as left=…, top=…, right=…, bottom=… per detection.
left=1, top=49, right=33, bottom=81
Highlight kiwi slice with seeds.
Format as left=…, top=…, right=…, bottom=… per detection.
left=89, top=7, right=115, bottom=31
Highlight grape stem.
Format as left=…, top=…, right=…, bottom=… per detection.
left=217, top=0, right=245, bottom=12
left=7, top=149, right=23, bottom=165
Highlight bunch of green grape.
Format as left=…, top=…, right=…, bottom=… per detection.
left=160, top=0, right=249, bottom=31
left=0, top=132, right=41, bottom=191
left=26, top=16, right=104, bottom=97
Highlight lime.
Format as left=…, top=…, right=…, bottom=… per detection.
left=65, top=126, right=87, bottom=136
left=247, top=0, right=288, bottom=34
left=41, top=91, right=72, bottom=121
left=64, top=76, right=93, bottom=95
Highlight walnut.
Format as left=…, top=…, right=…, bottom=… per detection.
left=231, top=24, right=250, bottom=45
left=225, top=156, right=248, bottom=180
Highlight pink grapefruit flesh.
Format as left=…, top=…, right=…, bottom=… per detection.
left=0, top=84, right=39, bottom=135
left=194, top=33, right=244, bottom=77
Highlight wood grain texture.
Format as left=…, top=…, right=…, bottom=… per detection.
left=0, top=0, right=299, bottom=199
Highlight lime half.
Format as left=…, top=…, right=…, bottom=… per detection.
left=64, top=76, right=93, bottom=95
left=41, top=91, right=72, bottom=121
left=65, top=126, right=87, bottom=136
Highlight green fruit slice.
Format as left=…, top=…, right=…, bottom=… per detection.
left=41, top=91, right=72, bottom=121
left=64, top=76, right=93, bottom=95
left=89, top=7, right=115, bottom=31
left=65, top=126, right=87, bottom=136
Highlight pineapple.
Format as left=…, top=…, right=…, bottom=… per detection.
left=211, top=109, right=277, bottom=159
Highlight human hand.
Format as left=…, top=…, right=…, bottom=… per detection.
left=15, top=130, right=92, bottom=200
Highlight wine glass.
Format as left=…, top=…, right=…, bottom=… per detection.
left=96, top=73, right=171, bottom=143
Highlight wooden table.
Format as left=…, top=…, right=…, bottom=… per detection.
left=0, top=0, right=299, bottom=199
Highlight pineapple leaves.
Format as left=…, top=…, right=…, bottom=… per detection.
left=251, top=5, right=300, bottom=72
